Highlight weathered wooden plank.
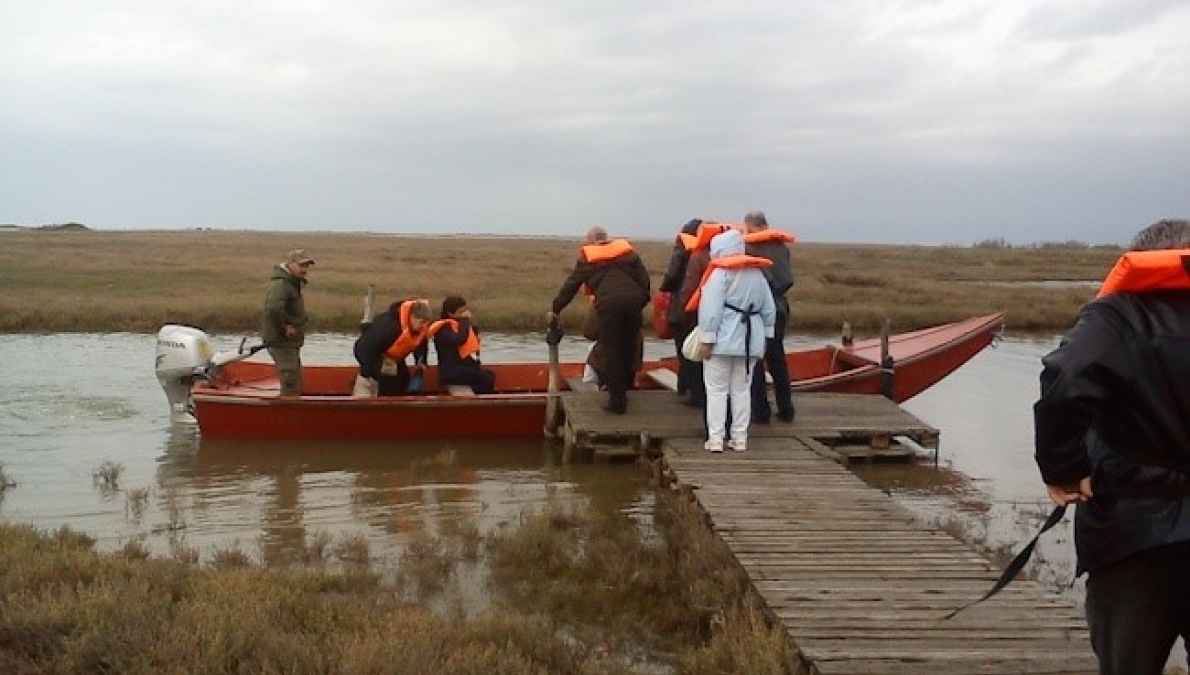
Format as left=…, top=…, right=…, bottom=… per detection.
left=645, top=393, right=1095, bottom=675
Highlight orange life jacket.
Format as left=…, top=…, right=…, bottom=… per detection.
left=580, top=238, right=634, bottom=263
left=679, top=222, right=733, bottom=253
left=440, top=318, right=482, bottom=359
left=579, top=239, right=636, bottom=297
left=684, top=254, right=774, bottom=312
left=384, top=300, right=447, bottom=360
left=1097, top=250, right=1190, bottom=298
left=743, top=229, right=797, bottom=245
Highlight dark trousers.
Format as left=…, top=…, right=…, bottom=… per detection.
left=440, top=363, right=496, bottom=394
left=597, top=304, right=642, bottom=412
left=672, top=321, right=705, bottom=403
left=375, top=362, right=412, bottom=396
left=675, top=314, right=705, bottom=405
left=750, top=313, right=793, bottom=421
left=268, top=346, right=303, bottom=396
left=1085, top=541, right=1190, bottom=675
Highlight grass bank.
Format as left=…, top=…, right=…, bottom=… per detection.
left=0, top=229, right=1120, bottom=335
left=0, top=482, right=796, bottom=675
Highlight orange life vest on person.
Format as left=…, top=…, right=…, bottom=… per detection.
left=384, top=300, right=447, bottom=360
left=580, top=238, right=634, bottom=263
left=679, top=222, right=734, bottom=253
left=1097, top=250, right=1190, bottom=298
left=440, top=318, right=482, bottom=360
left=683, top=255, right=774, bottom=312
left=579, top=239, right=636, bottom=297
left=743, top=229, right=797, bottom=245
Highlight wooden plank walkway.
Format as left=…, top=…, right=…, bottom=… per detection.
left=661, top=436, right=1096, bottom=675
left=560, top=390, right=940, bottom=463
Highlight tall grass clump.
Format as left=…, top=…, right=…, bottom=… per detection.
left=0, top=522, right=642, bottom=675
left=486, top=490, right=797, bottom=672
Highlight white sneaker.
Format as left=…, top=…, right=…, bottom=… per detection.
left=728, top=439, right=747, bottom=452
left=704, top=440, right=724, bottom=453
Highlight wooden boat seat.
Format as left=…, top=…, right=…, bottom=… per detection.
left=445, top=384, right=477, bottom=397
left=645, top=369, right=679, bottom=392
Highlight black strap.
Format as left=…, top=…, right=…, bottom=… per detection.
left=724, top=302, right=759, bottom=374
left=942, top=503, right=1067, bottom=620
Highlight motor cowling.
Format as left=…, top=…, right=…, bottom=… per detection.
left=155, top=325, right=216, bottom=422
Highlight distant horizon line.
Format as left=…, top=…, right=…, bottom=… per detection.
left=0, top=222, right=1123, bottom=249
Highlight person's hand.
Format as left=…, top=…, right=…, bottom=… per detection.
left=698, top=343, right=713, bottom=360
left=1046, top=477, right=1093, bottom=506
left=458, top=308, right=471, bottom=319
left=546, top=311, right=558, bottom=324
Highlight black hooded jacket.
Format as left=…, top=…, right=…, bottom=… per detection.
left=1035, top=290, right=1190, bottom=573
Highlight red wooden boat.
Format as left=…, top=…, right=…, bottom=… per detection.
left=162, top=314, right=1002, bottom=440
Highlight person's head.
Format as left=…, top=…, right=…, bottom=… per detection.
left=743, top=211, right=768, bottom=232
left=709, top=227, right=745, bottom=260
left=681, top=218, right=702, bottom=236
left=284, top=249, right=315, bottom=278
left=407, top=300, right=433, bottom=332
left=585, top=226, right=608, bottom=244
left=441, top=295, right=467, bottom=318
left=1129, top=219, right=1190, bottom=251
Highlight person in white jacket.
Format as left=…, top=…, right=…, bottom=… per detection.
left=694, top=228, right=777, bottom=452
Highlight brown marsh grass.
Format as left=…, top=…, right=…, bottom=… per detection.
left=0, top=473, right=799, bottom=675
left=0, top=229, right=1120, bottom=335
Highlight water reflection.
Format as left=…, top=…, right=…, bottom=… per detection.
left=149, top=427, right=649, bottom=567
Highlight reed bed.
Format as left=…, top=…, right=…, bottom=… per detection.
left=0, top=229, right=1120, bottom=335
left=0, top=476, right=796, bottom=675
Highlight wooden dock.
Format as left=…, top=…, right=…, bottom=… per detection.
left=559, top=389, right=940, bottom=464
left=560, top=389, right=1096, bottom=673
left=660, top=437, right=1095, bottom=674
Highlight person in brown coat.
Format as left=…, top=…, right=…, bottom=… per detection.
left=548, top=226, right=650, bottom=414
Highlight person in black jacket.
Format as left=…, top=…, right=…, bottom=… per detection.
left=1034, top=218, right=1190, bottom=675
left=354, top=299, right=433, bottom=396
left=434, top=295, right=496, bottom=394
left=659, top=218, right=703, bottom=399
left=548, top=226, right=651, bottom=414
left=743, top=211, right=796, bottom=423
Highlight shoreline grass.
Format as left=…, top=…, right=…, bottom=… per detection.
left=0, top=229, right=1120, bottom=335
left=0, top=468, right=797, bottom=675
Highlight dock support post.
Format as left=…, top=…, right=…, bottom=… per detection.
left=879, top=319, right=895, bottom=400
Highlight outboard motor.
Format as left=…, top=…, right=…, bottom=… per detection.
left=155, top=324, right=263, bottom=423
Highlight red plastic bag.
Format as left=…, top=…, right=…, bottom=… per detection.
left=652, top=292, right=672, bottom=339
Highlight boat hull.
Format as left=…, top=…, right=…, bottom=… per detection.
left=191, top=314, right=1003, bottom=440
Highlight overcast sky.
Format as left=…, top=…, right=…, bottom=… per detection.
left=2, top=1, right=1187, bottom=244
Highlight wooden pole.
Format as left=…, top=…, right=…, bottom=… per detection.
left=879, top=318, right=894, bottom=399
left=544, top=317, right=563, bottom=438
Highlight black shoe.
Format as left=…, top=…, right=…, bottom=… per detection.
left=753, top=415, right=771, bottom=425
left=777, top=410, right=795, bottom=423
left=601, top=401, right=627, bottom=415
left=681, top=398, right=705, bottom=409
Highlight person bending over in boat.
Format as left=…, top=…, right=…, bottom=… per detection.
left=547, top=226, right=651, bottom=415
left=354, top=299, right=438, bottom=396
left=433, top=295, right=496, bottom=394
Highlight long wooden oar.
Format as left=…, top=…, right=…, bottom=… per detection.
left=544, top=317, right=564, bottom=438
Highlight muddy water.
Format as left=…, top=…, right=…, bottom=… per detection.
left=4, top=330, right=1177, bottom=665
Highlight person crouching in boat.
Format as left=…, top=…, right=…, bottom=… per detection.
left=354, top=299, right=437, bottom=396
left=433, top=295, right=496, bottom=394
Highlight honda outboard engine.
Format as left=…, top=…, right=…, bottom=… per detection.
left=155, top=324, right=262, bottom=423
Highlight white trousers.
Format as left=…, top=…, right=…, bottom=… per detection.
left=703, top=354, right=758, bottom=445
